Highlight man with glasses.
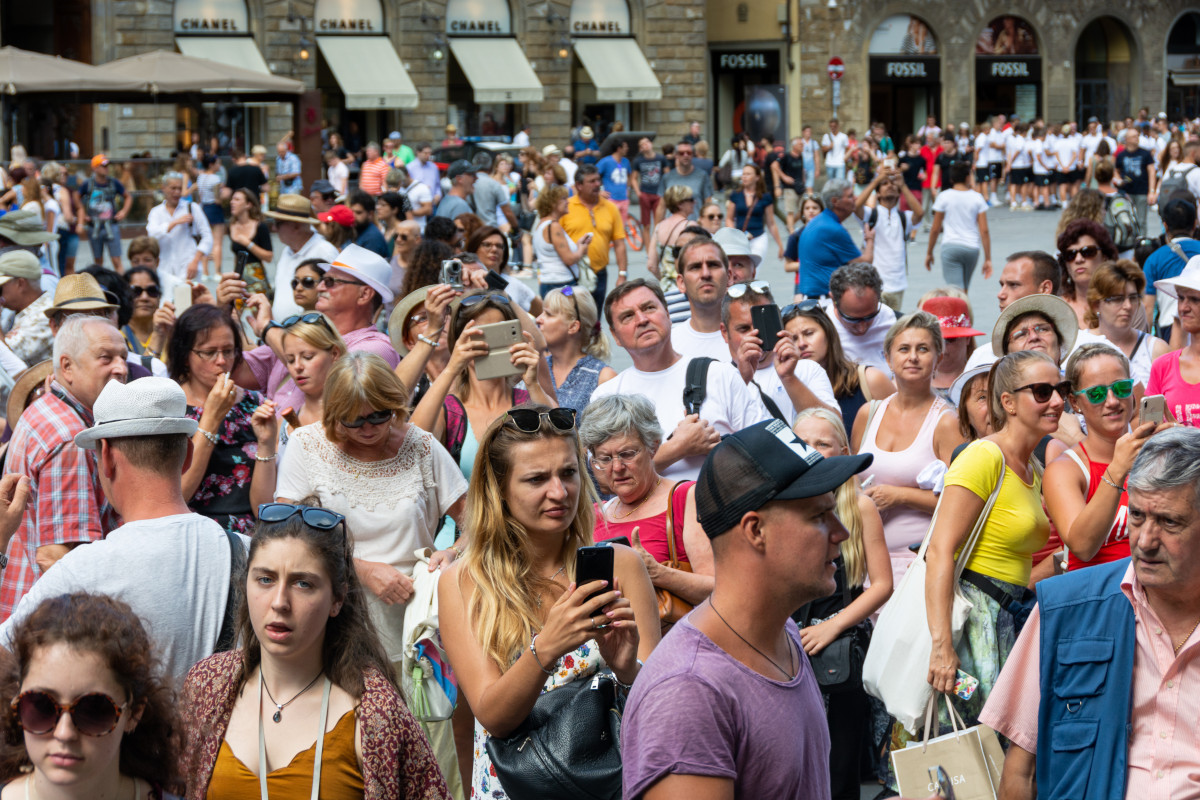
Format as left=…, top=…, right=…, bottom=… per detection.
left=827, top=263, right=896, bottom=374
left=594, top=279, right=769, bottom=481
left=0, top=376, right=247, bottom=684
left=795, top=179, right=874, bottom=301
left=670, top=239, right=732, bottom=362
left=657, top=142, right=712, bottom=224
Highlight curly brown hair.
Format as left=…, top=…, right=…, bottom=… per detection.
left=0, top=593, right=181, bottom=786
left=1056, top=218, right=1119, bottom=298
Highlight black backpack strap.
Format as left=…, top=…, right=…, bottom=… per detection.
left=682, top=357, right=713, bottom=416
left=751, top=381, right=788, bottom=423
left=215, top=529, right=246, bottom=653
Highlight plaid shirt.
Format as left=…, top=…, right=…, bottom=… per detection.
left=0, top=382, right=117, bottom=620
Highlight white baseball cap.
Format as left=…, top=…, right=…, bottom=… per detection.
left=319, top=243, right=396, bottom=304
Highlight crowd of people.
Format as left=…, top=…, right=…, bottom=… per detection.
left=0, top=103, right=1195, bottom=800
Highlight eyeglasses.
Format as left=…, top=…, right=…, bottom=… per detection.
left=459, top=293, right=512, bottom=309
left=590, top=446, right=643, bottom=469
left=836, top=303, right=881, bottom=325
left=192, top=348, right=237, bottom=361
left=1101, top=293, right=1142, bottom=306
left=478, top=240, right=505, bottom=250
left=258, top=502, right=346, bottom=531
left=505, top=408, right=577, bottom=433
left=1063, top=245, right=1101, bottom=261
left=1008, top=323, right=1055, bottom=344
left=1074, top=379, right=1134, bottom=404
left=319, top=275, right=365, bottom=288
left=131, top=285, right=161, bottom=299
left=291, top=276, right=319, bottom=290
left=12, top=690, right=128, bottom=737
left=340, top=409, right=393, bottom=428
left=1014, top=381, right=1072, bottom=403
left=281, top=312, right=334, bottom=336
left=727, top=281, right=771, bottom=299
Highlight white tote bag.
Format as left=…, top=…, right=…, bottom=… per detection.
left=862, top=464, right=1005, bottom=735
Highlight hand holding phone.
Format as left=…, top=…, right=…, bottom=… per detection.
left=1139, top=394, right=1166, bottom=427
left=750, top=303, right=784, bottom=352
left=575, top=545, right=615, bottom=605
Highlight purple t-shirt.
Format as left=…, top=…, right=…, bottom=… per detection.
left=244, top=325, right=401, bottom=406
left=622, top=616, right=831, bottom=800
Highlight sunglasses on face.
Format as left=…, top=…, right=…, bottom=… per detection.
left=12, top=690, right=127, bottom=737
left=836, top=303, right=881, bottom=325
left=258, top=502, right=346, bottom=531
left=505, top=408, right=577, bottom=433
left=1074, top=379, right=1134, bottom=405
left=727, top=280, right=771, bottom=299
left=340, top=409, right=393, bottom=428
left=131, top=285, right=161, bottom=299
left=291, top=276, right=319, bottom=290
left=319, top=275, right=365, bottom=289
left=459, top=293, right=512, bottom=309
left=1064, top=245, right=1101, bottom=261
left=702, top=212, right=721, bottom=220
left=1014, top=381, right=1072, bottom=403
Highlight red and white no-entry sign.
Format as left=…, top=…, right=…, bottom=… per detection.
left=827, top=57, right=844, bottom=81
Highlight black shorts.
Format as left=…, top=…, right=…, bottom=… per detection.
left=1011, top=168, right=1032, bottom=185
left=1033, top=173, right=1052, bottom=187
left=988, top=162, right=1005, bottom=181
left=975, top=167, right=992, bottom=184
left=1071, top=168, right=1086, bottom=183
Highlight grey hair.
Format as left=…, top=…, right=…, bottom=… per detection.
left=721, top=285, right=775, bottom=328
left=884, top=310, right=945, bottom=359
left=53, top=314, right=116, bottom=370
left=820, top=177, right=851, bottom=209
left=162, top=171, right=185, bottom=186
left=579, top=394, right=664, bottom=453
left=1127, top=427, right=1200, bottom=511
left=829, top=262, right=883, bottom=302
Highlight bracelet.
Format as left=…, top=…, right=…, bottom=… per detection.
left=417, top=333, right=440, bottom=347
left=449, top=542, right=464, bottom=558
left=617, top=271, right=627, bottom=276
left=529, top=635, right=555, bottom=675
left=613, top=658, right=644, bottom=692
left=1101, top=470, right=1123, bottom=491
left=197, top=429, right=219, bottom=446
left=255, top=453, right=277, bottom=462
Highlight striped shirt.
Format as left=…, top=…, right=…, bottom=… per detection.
left=358, top=157, right=390, bottom=196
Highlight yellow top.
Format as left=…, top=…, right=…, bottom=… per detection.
left=561, top=195, right=626, bottom=270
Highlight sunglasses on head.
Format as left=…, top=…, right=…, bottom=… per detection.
left=291, top=276, right=319, bottom=290
left=1014, top=381, right=1072, bottom=402
left=131, top=285, right=161, bottom=299
left=1074, top=379, right=1134, bottom=405
left=727, top=281, right=771, bottom=299
left=12, top=690, right=127, bottom=737
left=258, top=503, right=346, bottom=531
left=505, top=408, right=577, bottom=433
left=559, top=285, right=582, bottom=319
left=340, top=409, right=393, bottom=428
left=459, top=293, right=511, bottom=309
left=281, top=312, right=334, bottom=335
left=1063, top=245, right=1101, bottom=261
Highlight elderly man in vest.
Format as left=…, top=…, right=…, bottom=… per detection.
left=981, top=426, right=1200, bottom=799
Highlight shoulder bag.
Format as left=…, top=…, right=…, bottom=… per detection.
left=862, top=442, right=1007, bottom=735
left=656, top=481, right=694, bottom=634
left=795, top=561, right=870, bottom=693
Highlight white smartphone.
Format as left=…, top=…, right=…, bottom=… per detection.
left=1139, top=394, right=1166, bottom=427
left=173, top=283, right=193, bottom=313
left=473, top=320, right=524, bottom=381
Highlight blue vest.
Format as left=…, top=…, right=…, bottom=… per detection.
left=1036, top=558, right=1135, bottom=800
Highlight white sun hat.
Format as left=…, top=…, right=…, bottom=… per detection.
left=74, top=377, right=198, bottom=450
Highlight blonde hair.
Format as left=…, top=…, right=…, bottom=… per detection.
left=987, top=350, right=1056, bottom=433
left=663, top=184, right=694, bottom=214
left=883, top=310, right=945, bottom=359
left=544, top=288, right=611, bottom=362
left=321, top=352, right=409, bottom=443
left=459, top=406, right=597, bottom=670
left=535, top=184, right=568, bottom=219
left=282, top=316, right=348, bottom=356
left=793, top=408, right=867, bottom=588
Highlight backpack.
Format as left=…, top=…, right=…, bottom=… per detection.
left=1159, top=164, right=1197, bottom=202
left=683, top=357, right=786, bottom=423
left=867, top=205, right=909, bottom=241
left=1103, top=192, right=1141, bottom=252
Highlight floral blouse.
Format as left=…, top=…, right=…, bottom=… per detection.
left=185, top=391, right=264, bottom=534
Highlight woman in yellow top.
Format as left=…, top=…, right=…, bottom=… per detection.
left=925, top=350, right=1060, bottom=718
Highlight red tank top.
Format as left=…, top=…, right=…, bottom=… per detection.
left=1067, top=443, right=1131, bottom=571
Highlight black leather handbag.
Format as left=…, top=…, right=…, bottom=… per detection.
left=796, top=559, right=870, bottom=694
left=484, top=672, right=625, bottom=800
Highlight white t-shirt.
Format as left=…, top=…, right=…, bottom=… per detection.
left=404, top=181, right=433, bottom=232
left=328, top=161, right=350, bottom=195
left=987, top=128, right=1008, bottom=162
left=0, top=513, right=240, bottom=686
left=827, top=303, right=897, bottom=375
left=1163, top=162, right=1200, bottom=199
left=974, top=133, right=990, bottom=168
left=822, top=132, right=850, bottom=167
left=276, top=423, right=467, bottom=660
left=1055, top=137, right=1079, bottom=171
left=1006, top=136, right=1031, bottom=169
left=671, top=322, right=730, bottom=364
left=932, top=189, right=989, bottom=249
left=1081, top=132, right=1103, bottom=162
left=752, top=359, right=837, bottom=424
left=271, top=231, right=341, bottom=320
left=590, top=357, right=771, bottom=480
left=1030, top=140, right=1050, bottom=175
left=857, top=204, right=913, bottom=293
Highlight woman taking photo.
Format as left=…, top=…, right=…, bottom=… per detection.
left=1057, top=218, right=1121, bottom=328
left=169, top=304, right=279, bottom=534
left=537, top=287, right=615, bottom=415
left=438, top=405, right=659, bottom=799
left=784, top=301, right=894, bottom=432
left=580, top=394, right=714, bottom=605
left=275, top=352, right=467, bottom=663
left=852, top=311, right=964, bottom=586
left=276, top=313, right=349, bottom=431
left=532, top=185, right=590, bottom=298
left=227, top=188, right=273, bottom=274
left=124, top=265, right=170, bottom=362
left=926, top=350, right=1062, bottom=721
left=1085, top=260, right=1168, bottom=386
left=646, top=185, right=694, bottom=289
left=1045, top=344, right=1164, bottom=571
left=465, top=226, right=540, bottom=315
left=0, top=593, right=179, bottom=799
left=791, top=408, right=891, bottom=800
left=181, top=503, right=449, bottom=799
left=724, top=162, right=784, bottom=261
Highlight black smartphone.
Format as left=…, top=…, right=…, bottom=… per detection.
left=575, top=545, right=614, bottom=604
left=484, top=269, right=509, bottom=292
left=234, top=249, right=249, bottom=279
left=605, top=536, right=631, bottom=547
left=750, top=303, right=784, bottom=352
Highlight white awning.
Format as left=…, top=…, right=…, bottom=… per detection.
left=448, top=37, right=544, bottom=103
left=572, top=37, right=661, bottom=101
left=176, top=36, right=269, bottom=74
left=1171, top=71, right=1200, bottom=87
left=317, top=36, right=419, bottom=109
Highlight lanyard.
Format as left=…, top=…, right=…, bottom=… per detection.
left=258, top=674, right=332, bottom=800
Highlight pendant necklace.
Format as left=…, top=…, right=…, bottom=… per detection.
left=261, top=669, right=324, bottom=723
left=709, top=599, right=795, bottom=680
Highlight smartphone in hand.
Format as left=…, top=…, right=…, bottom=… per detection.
left=750, top=303, right=784, bottom=352
left=575, top=545, right=615, bottom=604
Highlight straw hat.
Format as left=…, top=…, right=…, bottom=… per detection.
left=6, top=361, right=53, bottom=433
left=74, top=377, right=198, bottom=450
left=990, top=294, right=1078, bottom=357
left=264, top=194, right=320, bottom=225
left=388, top=287, right=431, bottom=357
left=43, top=274, right=118, bottom=319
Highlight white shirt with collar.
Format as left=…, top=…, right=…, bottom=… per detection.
left=146, top=200, right=213, bottom=281
left=271, top=231, right=341, bottom=320
left=751, top=360, right=837, bottom=424
left=827, top=303, right=897, bottom=374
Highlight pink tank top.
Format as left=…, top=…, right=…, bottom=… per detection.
left=860, top=394, right=951, bottom=585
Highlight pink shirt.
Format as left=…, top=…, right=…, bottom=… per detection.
left=1146, top=350, right=1200, bottom=427
left=980, top=563, right=1200, bottom=800
left=244, top=326, right=400, bottom=406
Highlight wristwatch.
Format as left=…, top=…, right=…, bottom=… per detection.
left=259, top=320, right=283, bottom=345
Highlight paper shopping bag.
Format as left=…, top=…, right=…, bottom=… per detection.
left=892, top=696, right=1001, bottom=800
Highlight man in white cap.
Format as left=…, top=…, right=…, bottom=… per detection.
left=712, top=227, right=761, bottom=283
left=0, top=250, right=54, bottom=366
left=0, top=315, right=128, bottom=621
left=0, top=376, right=246, bottom=685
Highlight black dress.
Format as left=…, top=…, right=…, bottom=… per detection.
left=228, top=221, right=272, bottom=267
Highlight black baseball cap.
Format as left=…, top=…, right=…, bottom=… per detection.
left=310, top=179, right=335, bottom=196
left=447, top=160, right=474, bottom=180
left=695, top=419, right=873, bottom=539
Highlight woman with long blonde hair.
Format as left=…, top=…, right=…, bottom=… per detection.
left=438, top=405, right=659, bottom=799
